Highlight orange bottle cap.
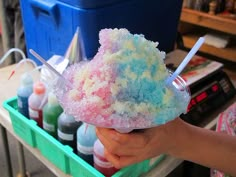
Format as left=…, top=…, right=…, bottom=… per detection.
left=33, top=81, right=46, bottom=95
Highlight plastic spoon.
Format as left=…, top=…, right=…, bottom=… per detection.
left=166, top=37, right=205, bottom=85
left=29, top=49, right=73, bottom=88
left=30, top=49, right=63, bottom=78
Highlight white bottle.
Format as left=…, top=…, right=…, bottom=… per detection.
left=93, top=139, right=118, bottom=176
left=28, top=81, right=46, bottom=128
left=76, top=123, right=97, bottom=166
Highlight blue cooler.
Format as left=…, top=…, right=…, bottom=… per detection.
left=20, top=0, right=183, bottom=65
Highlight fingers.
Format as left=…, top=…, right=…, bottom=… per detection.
left=96, top=128, right=145, bottom=156
left=104, top=149, right=144, bottom=169
left=96, top=128, right=148, bottom=148
left=95, top=127, right=164, bottom=169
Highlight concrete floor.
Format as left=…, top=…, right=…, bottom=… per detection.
left=0, top=131, right=56, bottom=177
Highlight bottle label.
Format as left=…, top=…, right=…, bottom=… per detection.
left=57, top=130, right=74, bottom=141
left=43, top=121, right=55, bottom=132
left=94, top=154, right=114, bottom=168
left=77, top=142, right=93, bottom=155
left=29, top=108, right=39, bottom=118
left=17, top=96, right=29, bottom=117
left=18, top=99, right=23, bottom=108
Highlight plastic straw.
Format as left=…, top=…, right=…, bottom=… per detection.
left=166, top=37, right=205, bottom=85
left=0, top=48, right=38, bottom=80
left=8, top=59, right=38, bottom=80
left=0, top=48, right=26, bottom=65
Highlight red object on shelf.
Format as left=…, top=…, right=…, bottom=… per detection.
left=0, top=23, right=2, bottom=35
left=0, top=18, right=2, bottom=35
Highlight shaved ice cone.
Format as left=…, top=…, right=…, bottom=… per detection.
left=54, top=28, right=190, bottom=133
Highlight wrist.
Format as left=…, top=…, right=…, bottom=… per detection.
left=160, top=118, right=190, bottom=157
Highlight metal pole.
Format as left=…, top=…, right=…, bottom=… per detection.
left=16, top=141, right=27, bottom=177
left=0, top=0, right=13, bottom=66
left=0, top=124, right=13, bottom=177
left=0, top=0, right=10, bottom=52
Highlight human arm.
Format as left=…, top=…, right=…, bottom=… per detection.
left=96, top=117, right=236, bottom=176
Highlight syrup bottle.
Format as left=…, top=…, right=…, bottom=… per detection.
left=42, top=92, right=63, bottom=137
left=76, top=123, right=97, bottom=166
left=94, top=139, right=119, bottom=177
left=57, top=112, right=82, bottom=152
left=28, top=81, right=46, bottom=128
left=17, top=73, right=33, bottom=118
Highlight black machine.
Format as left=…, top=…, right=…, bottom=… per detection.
left=181, top=69, right=235, bottom=125
left=165, top=50, right=236, bottom=125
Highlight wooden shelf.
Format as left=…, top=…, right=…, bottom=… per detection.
left=180, top=8, right=236, bottom=35
left=183, top=34, right=236, bottom=62
left=179, top=8, right=236, bottom=63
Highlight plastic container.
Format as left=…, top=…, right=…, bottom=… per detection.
left=94, top=139, right=119, bottom=177
left=33, top=124, right=72, bottom=173
left=4, top=97, right=166, bottom=177
left=59, top=0, right=125, bottom=8
left=76, top=123, right=97, bottom=166
left=3, top=97, right=37, bottom=147
left=57, top=111, right=82, bottom=152
left=28, top=81, right=46, bottom=127
left=17, top=73, right=33, bottom=118
left=20, top=0, right=183, bottom=64
left=42, top=92, right=63, bottom=137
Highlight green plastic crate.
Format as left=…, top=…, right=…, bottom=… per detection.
left=68, top=151, right=105, bottom=177
left=33, top=125, right=72, bottom=173
left=3, top=97, right=165, bottom=177
left=3, top=97, right=72, bottom=173
left=3, top=97, right=37, bottom=147
left=69, top=152, right=165, bottom=177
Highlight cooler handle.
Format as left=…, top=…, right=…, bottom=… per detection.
left=29, top=0, right=58, bottom=23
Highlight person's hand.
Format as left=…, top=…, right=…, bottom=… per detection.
left=96, top=118, right=184, bottom=169
left=97, top=117, right=236, bottom=177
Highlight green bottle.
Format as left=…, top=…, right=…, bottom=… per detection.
left=43, top=92, right=63, bottom=137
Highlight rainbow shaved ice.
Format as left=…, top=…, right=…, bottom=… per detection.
left=55, top=28, right=190, bottom=132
